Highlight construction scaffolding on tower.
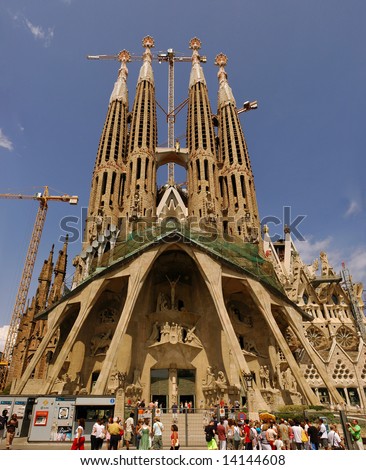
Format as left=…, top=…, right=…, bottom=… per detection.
left=341, top=262, right=366, bottom=341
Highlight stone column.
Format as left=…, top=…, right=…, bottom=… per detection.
left=169, top=367, right=178, bottom=411
left=193, top=251, right=267, bottom=413
left=114, top=373, right=127, bottom=420
left=93, top=250, right=157, bottom=395
left=244, top=277, right=320, bottom=405
left=13, top=278, right=105, bottom=394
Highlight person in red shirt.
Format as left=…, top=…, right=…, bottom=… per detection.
left=244, top=419, right=253, bottom=450
left=216, top=418, right=227, bottom=450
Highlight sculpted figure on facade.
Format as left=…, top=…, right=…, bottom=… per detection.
left=166, top=275, right=180, bottom=310
left=90, top=330, right=112, bottom=356
left=156, top=292, right=170, bottom=311
left=306, top=258, right=319, bottom=279
left=148, top=321, right=160, bottom=342
left=281, top=367, right=297, bottom=392
left=202, top=366, right=216, bottom=387
left=184, top=326, right=203, bottom=348
left=259, top=365, right=270, bottom=389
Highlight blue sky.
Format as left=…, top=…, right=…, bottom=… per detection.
left=0, top=0, right=365, bottom=348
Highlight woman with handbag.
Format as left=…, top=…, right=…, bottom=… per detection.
left=328, top=424, right=343, bottom=450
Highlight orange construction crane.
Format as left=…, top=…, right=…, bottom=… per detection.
left=0, top=186, right=78, bottom=390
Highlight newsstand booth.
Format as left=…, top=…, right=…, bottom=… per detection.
left=28, top=396, right=115, bottom=442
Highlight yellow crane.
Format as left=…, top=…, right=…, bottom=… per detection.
left=0, top=186, right=78, bottom=389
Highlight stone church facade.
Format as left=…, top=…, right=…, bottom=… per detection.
left=7, top=37, right=366, bottom=413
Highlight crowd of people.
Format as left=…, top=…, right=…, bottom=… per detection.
left=71, top=412, right=178, bottom=451
left=204, top=415, right=364, bottom=451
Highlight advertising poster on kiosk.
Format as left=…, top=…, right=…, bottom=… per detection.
left=28, top=397, right=76, bottom=442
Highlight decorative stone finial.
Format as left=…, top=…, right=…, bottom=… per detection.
left=189, top=37, right=201, bottom=51
left=117, top=50, right=131, bottom=63
left=215, top=53, right=228, bottom=68
left=142, top=35, right=155, bottom=49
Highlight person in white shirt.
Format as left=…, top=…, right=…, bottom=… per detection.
left=318, top=419, right=328, bottom=449
left=327, top=424, right=342, bottom=449
left=152, top=416, right=164, bottom=449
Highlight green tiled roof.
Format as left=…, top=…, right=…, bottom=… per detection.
left=91, top=223, right=284, bottom=293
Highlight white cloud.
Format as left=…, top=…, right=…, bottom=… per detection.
left=296, top=236, right=333, bottom=265
left=345, top=247, right=366, bottom=286
left=0, top=129, right=14, bottom=151
left=345, top=199, right=361, bottom=217
left=24, top=19, right=54, bottom=46
left=10, top=12, right=54, bottom=47
left=0, top=325, right=9, bottom=352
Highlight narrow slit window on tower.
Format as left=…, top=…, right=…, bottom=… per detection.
left=240, top=175, right=246, bottom=198
left=219, top=176, right=224, bottom=197
left=136, top=157, right=142, bottom=180
left=204, top=159, right=209, bottom=181
left=101, top=172, right=108, bottom=196
left=119, top=173, right=126, bottom=205
left=145, top=158, right=150, bottom=180
left=111, top=171, right=116, bottom=195
left=196, top=160, right=201, bottom=180
left=231, top=174, right=237, bottom=198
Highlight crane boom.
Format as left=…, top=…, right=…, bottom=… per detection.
left=0, top=186, right=78, bottom=389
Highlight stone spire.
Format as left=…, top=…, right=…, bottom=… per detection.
left=215, top=53, right=260, bottom=244
left=48, top=235, right=69, bottom=305
left=83, top=50, right=130, bottom=251
left=186, top=38, right=219, bottom=224
left=124, top=36, right=157, bottom=225
left=36, top=245, right=54, bottom=311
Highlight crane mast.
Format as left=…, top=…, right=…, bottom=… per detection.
left=0, top=186, right=78, bottom=389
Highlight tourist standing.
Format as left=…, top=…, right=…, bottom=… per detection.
left=278, top=418, right=290, bottom=450
left=107, top=417, right=123, bottom=450
left=216, top=418, right=227, bottom=450
left=71, top=418, right=85, bottom=450
left=205, top=418, right=218, bottom=450
left=0, top=409, right=9, bottom=445
left=328, top=424, right=342, bottom=449
left=306, top=419, right=319, bottom=450
left=5, top=413, right=18, bottom=450
left=347, top=419, right=364, bottom=450
left=139, top=418, right=152, bottom=450
left=318, top=419, right=328, bottom=449
left=124, top=412, right=135, bottom=450
left=152, top=416, right=164, bottom=449
left=170, top=424, right=180, bottom=450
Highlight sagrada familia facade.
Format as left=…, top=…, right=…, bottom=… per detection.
left=7, top=37, right=366, bottom=413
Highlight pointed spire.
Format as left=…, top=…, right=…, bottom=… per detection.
left=215, top=53, right=236, bottom=107
left=54, top=234, right=68, bottom=276
left=189, top=37, right=206, bottom=88
left=35, top=245, right=54, bottom=312
left=110, top=50, right=130, bottom=104
left=38, top=245, right=54, bottom=283
left=48, top=236, right=69, bottom=305
left=137, top=35, right=155, bottom=84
